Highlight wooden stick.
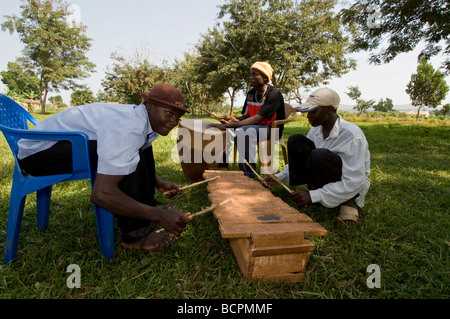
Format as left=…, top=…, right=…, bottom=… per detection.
left=267, top=174, right=293, bottom=194
left=201, top=108, right=219, bottom=119
left=188, top=197, right=233, bottom=219
left=244, top=159, right=264, bottom=181
left=163, top=176, right=220, bottom=195
left=201, top=108, right=231, bottom=123
left=156, top=198, right=233, bottom=233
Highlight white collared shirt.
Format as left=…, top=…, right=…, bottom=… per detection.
left=276, top=116, right=370, bottom=208
left=18, top=103, right=158, bottom=175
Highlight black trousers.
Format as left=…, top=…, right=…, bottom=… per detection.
left=287, top=134, right=343, bottom=189
left=18, top=141, right=157, bottom=243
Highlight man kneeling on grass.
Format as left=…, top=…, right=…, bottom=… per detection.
left=17, top=84, right=191, bottom=251
left=264, top=88, right=371, bottom=224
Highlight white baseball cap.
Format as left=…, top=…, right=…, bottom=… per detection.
left=295, top=88, right=340, bottom=112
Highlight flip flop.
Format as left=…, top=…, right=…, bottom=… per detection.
left=121, top=232, right=174, bottom=252
left=338, top=205, right=359, bottom=225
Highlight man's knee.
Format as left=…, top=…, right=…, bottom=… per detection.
left=287, top=134, right=315, bottom=154
left=287, top=133, right=305, bottom=147
left=310, top=148, right=342, bottom=169
left=287, top=134, right=309, bottom=148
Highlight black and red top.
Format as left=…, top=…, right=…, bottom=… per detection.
left=242, top=85, right=285, bottom=137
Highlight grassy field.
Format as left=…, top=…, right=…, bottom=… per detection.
left=0, top=111, right=449, bottom=300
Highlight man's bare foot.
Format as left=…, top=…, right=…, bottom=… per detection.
left=121, top=232, right=174, bottom=252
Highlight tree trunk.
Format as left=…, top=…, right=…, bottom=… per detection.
left=416, top=106, right=422, bottom=121
left=227, top=88, right=237, bottom=115
left=40, top=88, right=48, bottom=114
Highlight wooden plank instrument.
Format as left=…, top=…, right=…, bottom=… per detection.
left=202, top=169, right=327, bottom=283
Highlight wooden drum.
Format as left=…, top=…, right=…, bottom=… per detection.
left=177, top=119, right=226, bottom=181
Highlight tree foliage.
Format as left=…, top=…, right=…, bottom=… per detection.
left=406, top=60, right=449, bottom=119
left=0, top=60, right=40, bottom=96
left=172, top=51, right=226, bottom=115
left=373, top=97, right=394, bottom=112
left=102, top=49, right=171, bottom=105
left=437, top=103, right=450, bottom=117
left=195, top=0, right=357, bottom=112
left=70, top=88, right=95, bottom=106
left=346, top=85, right=375, bottom=115
left=1, top=0, right=95, bottom=113
left=341, top=0, right=450, bottom=73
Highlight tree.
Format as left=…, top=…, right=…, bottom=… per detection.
left=70, top=89, right=95, bottom=106
left=194, top=26, right=250, bottom=113
left=172, top=51, right=226, bottom=115
left=96, top=89, right=120, bottom=104
left=1, top=0, right=95, bottom=113
left=341, top=0, right=450, bottom=73
left=406, top=60, right=449, bottom=120
left=195, top=0, right=357, bottom=113
left=49, top=95, right=63, bottom=106
left=102, top=49, right=170, bottom=105
left=373, top=98, right=394, bottom=112
left=346, top=85, right=375, bottom=115
left=437, top=103, right=450, bottom=117
left=0, top=60, right=40, bottom=96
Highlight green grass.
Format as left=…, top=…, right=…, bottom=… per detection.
left=0, top=113, right=449, bottom=299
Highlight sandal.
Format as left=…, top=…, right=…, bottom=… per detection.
left=338, top=205, right=359, bottom=225
left=121, top=231, right=174, bottom=252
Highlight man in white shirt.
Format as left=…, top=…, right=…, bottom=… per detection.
left=263, top=88, right=370, bottom=224
left=18, top=84, right=191, bottom=251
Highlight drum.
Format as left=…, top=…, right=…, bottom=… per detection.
left=177, top=119, right=226, bottom=181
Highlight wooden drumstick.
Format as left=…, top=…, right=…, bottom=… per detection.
left=244, top=159, right=264, bottom=181
left=188, top=197, right=233, bottom=219
left=155, top=198, right=233, bottom=233
left=163, top=176, right=220, bottom=195
left=201, top=108, right=231, bottom=123
left=267, top=174, right=293, bottom=194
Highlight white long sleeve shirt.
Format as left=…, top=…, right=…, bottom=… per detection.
left=276, top=116, right=370, bottom=208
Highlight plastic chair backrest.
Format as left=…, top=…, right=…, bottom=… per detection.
left=0, top=94, right=39, bottom=154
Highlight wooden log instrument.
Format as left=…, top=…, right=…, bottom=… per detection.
left=202, top=169, right=327, bottom=283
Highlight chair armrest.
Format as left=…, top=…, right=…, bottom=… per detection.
left=271, top=112, right=297, bottom=127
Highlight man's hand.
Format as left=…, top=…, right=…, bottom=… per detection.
left=262, top=175, right=277, bottom=187
left=290, top=190, right=312, bottom=207
left=154, top=206, right=190, bottom=237
left=156, top=178, right=181, bottom=198
left=219, top=115, right=239, bottom=123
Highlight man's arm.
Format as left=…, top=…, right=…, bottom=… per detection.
left=209, top=114, right=264, bottom=130
left=90, top=174, right=189, bottom=236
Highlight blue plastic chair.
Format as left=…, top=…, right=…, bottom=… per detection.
left=0, top=94, right=115, bottom=263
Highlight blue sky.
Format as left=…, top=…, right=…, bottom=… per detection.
left=1, top=0, right=449, bottom=109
